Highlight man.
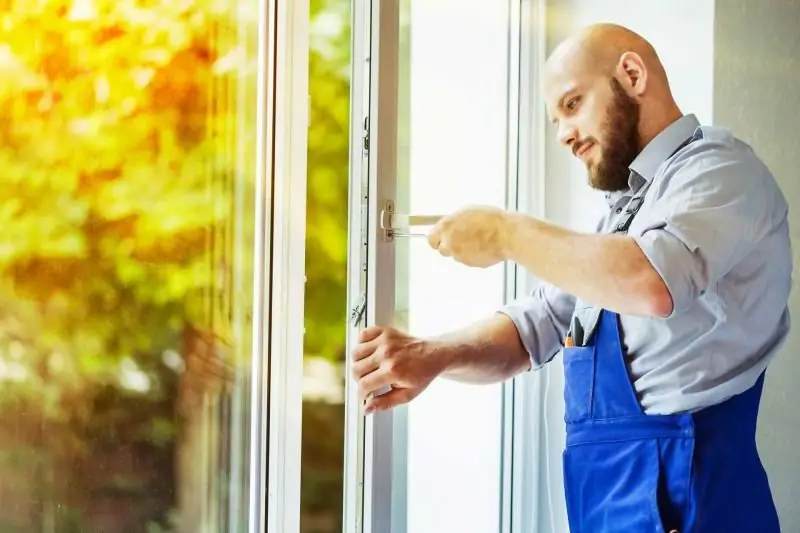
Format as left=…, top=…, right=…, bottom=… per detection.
left=351, top=23, right=791, bottom=532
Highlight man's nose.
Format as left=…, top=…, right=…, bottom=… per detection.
left=557, top=123, right=578, bottom=148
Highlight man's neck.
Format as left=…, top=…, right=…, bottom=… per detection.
left=638, top=105, right=683, bottom=150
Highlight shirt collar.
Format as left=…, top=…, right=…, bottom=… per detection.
left=604, top=113, right=701, bottom=207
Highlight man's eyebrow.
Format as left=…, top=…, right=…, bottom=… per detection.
left=557, top=84, right=579, bottom=109
left=547, top=82, right=580, bottom=125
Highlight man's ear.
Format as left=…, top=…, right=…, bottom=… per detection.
left=615, top=51, right=648, bottom=96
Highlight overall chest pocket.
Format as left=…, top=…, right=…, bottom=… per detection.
left=562, top=345, right=595, bottom=423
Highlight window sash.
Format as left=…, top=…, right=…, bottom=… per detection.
left=342, top=0, right=551, bottom=532
left=254, top=0, right=310, bottom=531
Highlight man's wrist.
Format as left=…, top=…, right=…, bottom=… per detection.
left=500, top=211, right=528, bottom=261
left=424, top=338, right=461, bottom=376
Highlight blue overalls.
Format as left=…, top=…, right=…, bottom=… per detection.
left=562, top=148, right=781, bottom=532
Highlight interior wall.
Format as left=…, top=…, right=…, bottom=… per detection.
left=713, top=1, right=800, bottom=529
left=538, top=2, right=716, bottom=531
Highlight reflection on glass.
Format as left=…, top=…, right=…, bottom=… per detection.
left=302, top=0, right=351, bottom=531
left=395, top=0, right=511, bottom=531
left=0, top=2, right=259, bottom=532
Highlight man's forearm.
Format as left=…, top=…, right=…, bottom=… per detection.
left=503, top=213, right=672, bottom=317
left=428, top=313, right=531, bottom=384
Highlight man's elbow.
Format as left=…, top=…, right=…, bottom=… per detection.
left=638, top=272, right=673, bottom=318
left=624, top=240, right=673, bottom=318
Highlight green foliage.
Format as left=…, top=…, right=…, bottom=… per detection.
left=0, top=0, right=258, bottom=530
left=305, top=0, right=352, bottom=362
left=0, top=0, right=352, bottom=529
left=0, top=0, right=255, bottom=388
left=300, top=1, right=351, bottom=531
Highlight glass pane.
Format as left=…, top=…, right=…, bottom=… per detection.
left=0, top=2, right=260, bottom=532
left=394, top=0, right=511, bottom=531
left=302, top=0, right=352, bottom=531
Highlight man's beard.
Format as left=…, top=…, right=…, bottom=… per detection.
left=584, top=78, right=641, bottom=192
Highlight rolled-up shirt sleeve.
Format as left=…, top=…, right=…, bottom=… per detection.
left=498, top=281, right=575, bottom=369
left=632, top=141, right=788, bottom=315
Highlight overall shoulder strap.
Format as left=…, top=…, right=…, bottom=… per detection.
left=613, top=134, right=696, bottom=236
left=567, top=134, right=697, bottom=346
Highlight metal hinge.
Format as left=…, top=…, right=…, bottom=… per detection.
left=362, top=116, right=369, bottom=156
left=349, top=294, right=367, bottom=327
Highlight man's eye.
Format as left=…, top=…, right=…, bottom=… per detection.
left=566, top=97, right=580, bottom=110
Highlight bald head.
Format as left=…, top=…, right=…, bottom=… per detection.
left=542, top=23, right=683, bottom=193
left=545, top=23, right=669, bottom=89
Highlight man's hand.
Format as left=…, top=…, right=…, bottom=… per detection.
left=351, top=325, right=448, bottom=414
left=427, top=205, right=511, bottom=268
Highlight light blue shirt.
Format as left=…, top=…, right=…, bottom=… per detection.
left=501, top=114, right=793, bottom=414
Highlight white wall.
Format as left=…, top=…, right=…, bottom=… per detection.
left=537, top=2, right=716, bottom=531
left=713, top=1, right=800, bottom=530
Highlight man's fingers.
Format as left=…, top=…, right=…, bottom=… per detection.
left=351, top=338, right=379, bottom=362
left=427, top=216, right=450, bottom=249
left=364, top=388, right=414, bottom=414
left=359, top=325, right=383, bottom=343
left=437, top=238, right=452, bottom=257
left=357, top=368, right=394, bottom=401
left=351, top=354, right=380, bottom=381
left=427, top=229, right=441, bottom=249
left=185, top=350, right=234, bottom=382
left=352, top=327, right=387, bottom=362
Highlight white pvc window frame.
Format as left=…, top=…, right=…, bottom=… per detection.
left=251, top=0, right=309, bottom=532
left=343, top=1, right=405, bottom=532
left=342, top=0, right=551, bottom=531
left=507, top=0, right=552, bottom=532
